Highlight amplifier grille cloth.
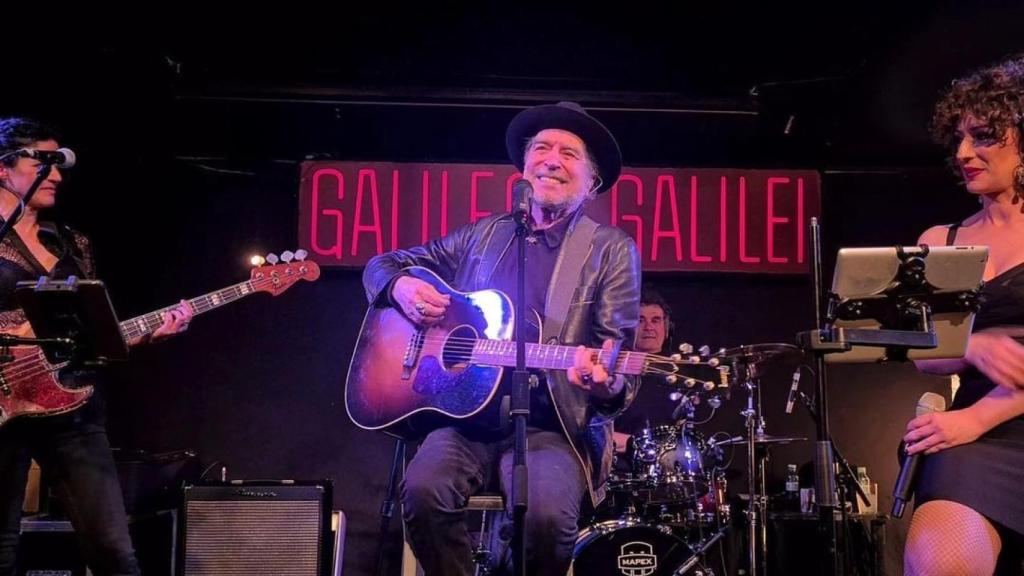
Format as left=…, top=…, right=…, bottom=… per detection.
left=184, top=500, right=322, bottom=576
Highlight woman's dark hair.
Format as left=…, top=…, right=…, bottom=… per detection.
left=0, top=118, right=60, bottom=167
left=931, top=54, right=1024, bottom=165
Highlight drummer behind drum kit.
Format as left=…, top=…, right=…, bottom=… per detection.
left=570, top=342, right=804, bottom=576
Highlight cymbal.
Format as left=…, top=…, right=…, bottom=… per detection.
left=716, top=343, right=802, bottom=367
left=714, top=434, right=806, bottom=447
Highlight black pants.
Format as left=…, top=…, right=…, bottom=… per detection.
left=0, top=399, right=139, bottom=576
left=402, top=427, right=587, bottom=576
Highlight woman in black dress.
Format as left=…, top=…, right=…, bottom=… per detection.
left=903, top=55, right=1024, bottom=575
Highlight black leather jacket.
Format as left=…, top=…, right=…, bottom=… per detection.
left=362, top=210, right=640, bottom=505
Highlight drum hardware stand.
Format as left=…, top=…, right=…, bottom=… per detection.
left=677, top=524, right=730, bottom=576
left=739, top=374, right=770, bottom=576
left=470, top=511, right=496, bottom=576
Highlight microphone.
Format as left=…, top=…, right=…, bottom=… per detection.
left=891, top=391, right=947, bottom=518
left=16, top=148, right=76, bottom=169
left=511, top=178, right=532, bottom=226
left=784, top=368, right=801, bottom=414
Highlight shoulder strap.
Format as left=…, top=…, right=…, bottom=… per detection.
left=945, top=223, right=961, bottom=246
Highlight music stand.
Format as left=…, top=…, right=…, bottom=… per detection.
left=816, top=245, right=986, bottom=362
left=796, top=240, right=986, bottom=576
left=15, top=277, right=128, bottom=367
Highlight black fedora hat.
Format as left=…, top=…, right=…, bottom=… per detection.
left=505, top=101, right=621, bottom=194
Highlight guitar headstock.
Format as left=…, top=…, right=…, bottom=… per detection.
left=645, top=342, right=732, bottom=394
left=637, top=342, right=734, bottom=419
left=249, top=249, right=321, bottom=296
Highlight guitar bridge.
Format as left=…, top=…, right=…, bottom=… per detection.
left=401, top=328, right=426, bottom=380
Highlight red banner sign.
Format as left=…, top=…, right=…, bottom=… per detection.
left=298, top=162, right=820, bottom=273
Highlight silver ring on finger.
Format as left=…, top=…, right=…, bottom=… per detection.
left=414, top=302, right=426, bottom=313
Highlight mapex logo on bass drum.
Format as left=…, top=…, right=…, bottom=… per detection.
left=617, top=541, right=657, bottom=576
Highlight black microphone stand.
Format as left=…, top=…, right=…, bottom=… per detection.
left=374, top=438, right=405, bottom=576
left=806, top=217, right=842, bottom=575
left=796, top=391, right=870, bottom=508
left=510, top=199, right=532, bottom=576
left=798, top=389, right=872, bottom=574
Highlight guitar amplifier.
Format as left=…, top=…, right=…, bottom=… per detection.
left=181, top=481, right=334, bottom=576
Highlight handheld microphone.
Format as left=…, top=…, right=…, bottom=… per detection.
left=15, top=148, right=76, bottom=169
left=784, top=368, right=801, bottom=414
left=511, top=178, right=532, bottom=226
left=891, top=391, right=947, bottom=518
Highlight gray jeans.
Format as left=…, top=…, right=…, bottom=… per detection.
left=402, top=427, right=587, bottom=576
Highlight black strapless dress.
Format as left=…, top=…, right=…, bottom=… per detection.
left=915, top=243, right=1024, bottom=536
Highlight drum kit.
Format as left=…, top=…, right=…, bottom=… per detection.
left=570, top=342, right=805, bottom=576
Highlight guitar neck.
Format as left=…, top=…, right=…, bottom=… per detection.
left=119, top=280, right=256, bottom=341
left=471, top=340, right=647, bottom=375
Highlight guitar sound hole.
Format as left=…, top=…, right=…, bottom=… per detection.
left=441, top=325, right=478, bottom=371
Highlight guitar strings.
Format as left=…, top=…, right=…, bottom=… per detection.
left=0, top=274, right=292, bottom=386
left=404, top=334, right=701, bottom=377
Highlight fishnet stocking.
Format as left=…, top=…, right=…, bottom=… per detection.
left=905, top=500, right=1002, bottom=576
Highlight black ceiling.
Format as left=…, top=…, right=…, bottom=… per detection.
left=12, top=2, right=1024, bottom=166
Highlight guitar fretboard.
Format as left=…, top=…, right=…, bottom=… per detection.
left=119, top=281, right=255, bottom=341
left=470, top=340, right=648, bottom=375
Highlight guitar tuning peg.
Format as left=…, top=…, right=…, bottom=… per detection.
left=281, top=250, right=295, bottom=263
left=678, top=342, right=693, bottom=354
left=684, top=378, right=697, bottom=389
left=688, top=356, right=701, bottom=364
left=703, top=381, right=716, bottom=391
left=249, top=254, right=266, bottom=267
left=698, top=345, right=711, bottom=357
left=669, top=353, right=682, bottom=361
left=668, top=391, right=683, bottom=402
left=266, top=253, right=280, bottom=265
left=707, top=357, right=720, bottom=368
left=294, top=249, right=308, bottom=261
left=708, top=396, right=722, bottom=409
left=717, top=347, right=727, bottom=356
left=665, top=374, right=678, bottom=385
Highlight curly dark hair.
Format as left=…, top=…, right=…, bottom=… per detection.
left=0, top=117, right=60, bottom=167
left=931, top=54, right=1024, bottom=166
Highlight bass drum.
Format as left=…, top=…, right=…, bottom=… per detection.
left=570, top=518, right=696, bottom=576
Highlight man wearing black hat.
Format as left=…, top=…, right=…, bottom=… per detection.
left=363, top=102, right=640, bottom=575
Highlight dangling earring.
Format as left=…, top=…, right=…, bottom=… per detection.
left=1013, top=165, right=1024, bottom=212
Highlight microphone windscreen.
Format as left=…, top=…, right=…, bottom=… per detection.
left=56, top=148, right=76, bottom=169
left=915, top=392, right=946, bottom=417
